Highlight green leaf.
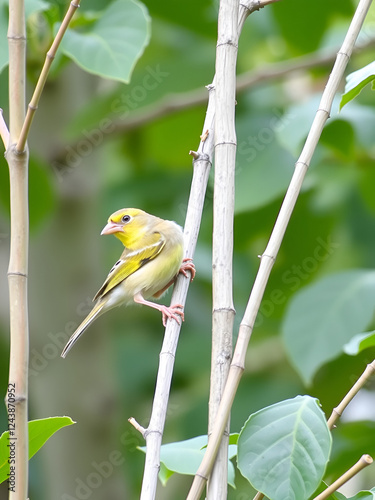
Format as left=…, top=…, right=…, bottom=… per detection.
left=343, top=330, right=375, bottom=355
left=346, top=490, right=375, bottom=500
left=237, top=395, right=332, bottom=500
left=59, top=0, right=151, bottom=83
left=282, top=270, right=375, bottom=385
left=340, top=61, right=375, bottom=110
left=0, top=416, right=75, bottom=483
left=139, top=435, right=237, bottom=488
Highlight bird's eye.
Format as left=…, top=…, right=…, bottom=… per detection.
left=121, top=215, right=131, bottom=223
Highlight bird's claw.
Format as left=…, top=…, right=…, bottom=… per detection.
left=161, top=304, right=184, bottom=327
left=180, top=258, right=196, bottom=281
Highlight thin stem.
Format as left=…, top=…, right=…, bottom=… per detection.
left=312, top=455, right=373, bottom=500
left=16, top=0, right=81, bottom=152
left=327, top=360, right=375, bottom=429
left=186, top=0, right=373, bottom=498
left=208, top=0, right=239, bottom=497
left=0, top=109, right=10, bottom=149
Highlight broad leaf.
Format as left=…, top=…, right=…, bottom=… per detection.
left=347, top=490, right=375, bottom=500
left=340, top=62, right=375, bottom=110
left=282, top=270, right=375, bottom=385
left=237, top=396, right=332, bottom=500
left=59, top=0, right=151, bottom=83
left=343, top=330, right=375, bottom=355
left=139, top=435, right=237, bottom=488
left=0, top=416, right=75, bottom=483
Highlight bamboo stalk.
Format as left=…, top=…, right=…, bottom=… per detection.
left=208, top=0, right=239, bottom=498
left=312, top=455, right=373, bottom=500
left=327, top=360, right=375, bottom=429
left=5, top=2, right=81, bottom=500
left=6, top=0, right=28, bottom=499
left=16, top=0, right=81, bottom=152
left=137, top=2, right=282, bottom=499
left=186, top=0, right=373, bottom=498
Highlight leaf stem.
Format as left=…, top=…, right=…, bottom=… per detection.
left=16, top=0, right=81, bottom=152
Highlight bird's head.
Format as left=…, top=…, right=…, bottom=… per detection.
left=101, top=208, right=152, bottom=247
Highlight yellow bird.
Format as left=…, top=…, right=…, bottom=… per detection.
left=61, top=208, right=195, bottom=358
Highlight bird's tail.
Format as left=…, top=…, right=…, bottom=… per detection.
left=61, top=300, right=107, bottom=358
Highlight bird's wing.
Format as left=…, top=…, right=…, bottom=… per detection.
left=94, top=232, right=165, bottom=300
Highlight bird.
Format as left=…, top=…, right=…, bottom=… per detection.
left=61, top=208, right=195, bottom=358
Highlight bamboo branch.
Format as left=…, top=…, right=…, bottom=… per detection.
left=208, top=0, right=239, bottom=498
left=186, top=0, right=373, bottom=498
left=312, top=455, right=373, bottom=500
left=138, top=1, right=277, bottom=498
left=0, top=109, right=10, bottom=148
left=327, top=360, right=375, bottom=429
left=16, top=0, right=81, bottom=152
left=6, top=0, right=28, bottom=499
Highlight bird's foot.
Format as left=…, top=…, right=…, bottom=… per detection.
left=161, top=304, right=184, bottom=327
left=179, top=258, right=196, bottom=281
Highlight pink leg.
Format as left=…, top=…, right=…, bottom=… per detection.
left=179, top=258, right=196, bottom=281
left=134, top=293, right=184, bottom=327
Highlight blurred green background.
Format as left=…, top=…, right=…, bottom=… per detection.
left=1, top=0, right=375, bottom=498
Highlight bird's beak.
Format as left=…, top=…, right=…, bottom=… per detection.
left=101, top=220, right=123, bottom=235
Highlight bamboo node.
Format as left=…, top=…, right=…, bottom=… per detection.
left=7, top=271, right=27, bottom=278
left=240, top=1, right=261, bottom=13
left=70, top=1, right=80, bottom=8
left=260, top=252, right=276, bottom=262
left=195, top=471, right=209, bottom=481
left=337, top=50, right=350, bottom=60
left=317, top=107, right=330, bottom=118
left=217, top=40, right=239, bottom=49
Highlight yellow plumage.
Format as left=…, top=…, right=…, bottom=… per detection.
left=61, top=208, right=195, bottom=358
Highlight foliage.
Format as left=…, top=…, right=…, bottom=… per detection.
left=0, top=0, right=374, bottom=499
left=237, top=396, right=331, bottom=500
left=340, top=61, right=375, bottom=110
left=0, top=417, right=75, bottom=483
